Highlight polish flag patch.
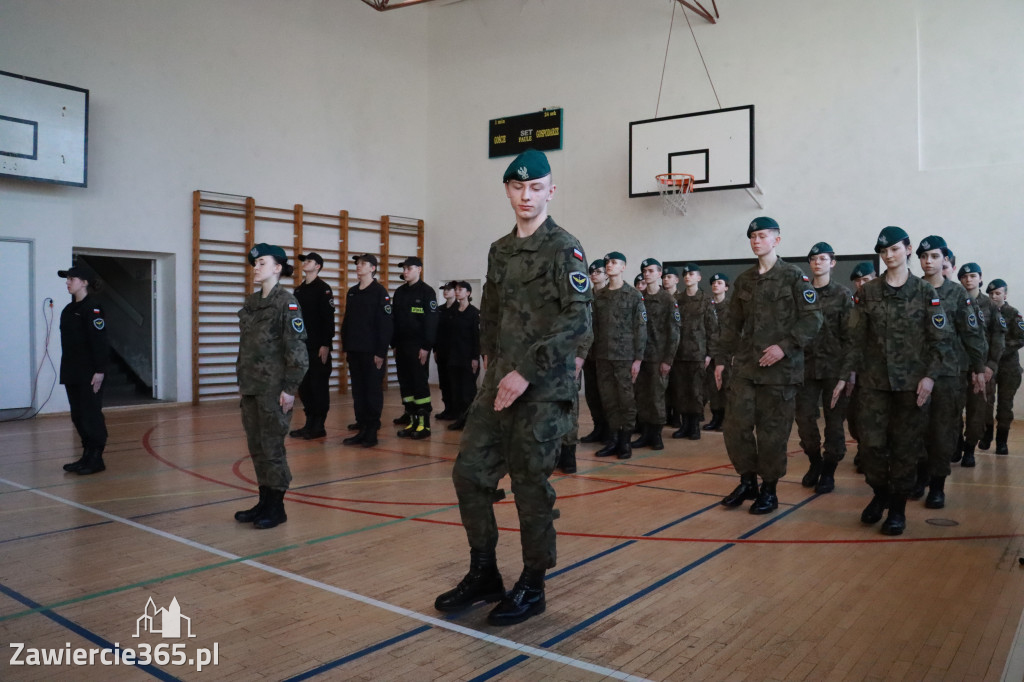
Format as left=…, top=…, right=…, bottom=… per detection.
left=801, top=275, right=810, bottom=282
left=572, top=248, right=584, bottom=262
left=930, top=298, right=941, bottom=306
left=288, top=303, right=299, bottom=310
left=93, top=308, right=101, bottom=313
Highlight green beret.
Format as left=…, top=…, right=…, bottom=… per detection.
left=915, top=235, right=948, bottom=257
left=588, top=259, right=605, bottom=273
left=987, top=278, right=1008, bottom=293
left=946, top=247, right=956, bottom=266
left=604, top=251, right=627, bottom=264
left=682, top=262, right=700, bottom=273
left=248, top=242, right=287, bottom=266
left=640, top=258, right=662, bottom=270
left=710, top=272, right=729, bottom=284
left=663, top=267, right=681, bottom=277
left=633, top=274, right=644, bottom=285
left=849, top=261, right=876, bottom=281
left=747, top=216, right=780, bottom=237
left=808, top=242, right=834, bottom=258
left=503, top=148, right=551, bottom=183
left=958, top=262, right=982, bottom=278
left=874, top=226, right=909, bottom=253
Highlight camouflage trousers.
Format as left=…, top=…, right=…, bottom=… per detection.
left=857, top=387, right=928, bottom=496
left=582, top=358, right=605, bottom=429
left=847, top=385, right=860, bottom=442
left=671, top=360, right=705, bottom=414
left=240, top=393, right=294, bottom=490
left=990, top=360, right=1022, bottom=430
left=923, top=375, right=962, bottom=478
left=723, top=377, right=797, bottom=481
left=562, top=371, right=582, bottom=446
left=634, top=361, right=668, bottom=424
left=596, top=360, right=636, bottom=430
left=705, top=362, right=730, bottom=411
left=964, top=368, right=996, bottom=445
left=794, top=377, right=848, bottom=463
left=452, top=396, right=572, bottom=571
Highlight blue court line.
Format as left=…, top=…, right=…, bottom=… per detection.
left=0, top=521, right=111, bottom=546
left=280, top=625, right=432, bottom=682
left=0, top=582, right=179, bottom=681
left=466, top=654, right=530, bottom=681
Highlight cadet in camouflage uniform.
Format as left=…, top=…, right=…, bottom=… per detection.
left=795, top=243, right=854, bottom=495
left=580, top=260, right=609, bottom=444
left=662, top=266, right=682, bottom=428
left=672, top=263, right=717, bottom=440
left=834, top=227, right=955, bottom=536
left=916, top=236, right=987, bottom=508
left=845, top=261, right=877, bottom=472
left=703, top=273, right=730, bottom=432
left=592, top=251, right=647, bottom=459
left=987, top=279, right=1023, bottom=455
left=630, top=258, right=680, bottom=450
left=711, top=217, right=822, bottom=515
left=435, top=149, right=592, bottom=626
left=234, top=243, right=310, bottom=530
left=958, top=262, right=1005, bottom=466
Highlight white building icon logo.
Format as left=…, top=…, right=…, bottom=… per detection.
left=134, top=597, right=196, bottom=639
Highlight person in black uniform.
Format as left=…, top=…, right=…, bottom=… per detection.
left=289, top=252, right=335, bottom=440
left=446, top=281, right=481, bottom=430
left=58, top=264, right=110, bottom=475
left=341, top=254, right=393, bottom=447
left=435, top=281, right=458, bottom=420
left=392, top=255, right=439, bottom=438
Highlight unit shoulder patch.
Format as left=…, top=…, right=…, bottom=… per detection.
left=569, top=271, right=590, bottom=293
left=968, top=313, right=978, bottom=328
left=93, top=318, right=105, bottom=330
left=292, top=318, right=305, bottom=333
left=932, top=313, right=946, bottom=329
left=803, top=290, right=817, bottom=304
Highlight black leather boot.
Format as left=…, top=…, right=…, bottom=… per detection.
left=722, top=473, right=759, bottom=507
left=289, top=419, right=311, bottom=438
left=979, top=424, right=994, bottom=451
left=63, top=448, right=88, bottom=473
left=815, top=460, right=838, bottom=494
left=434, top=550, right=505, bottom=613
left=951, top=434, right=964, bottom=463
left=881, top=494, right=907, bottom=535
left=410, top=412, right=432, bottom=440
left=703, top=409, right=724, bottom=431
left=909, top=460, right=929, bottom=500
left=580, top=421, right=607, bottom=444
left=924, top=476, right=945, bottom=509
left=343, top=427, right=367, bottom=446
left=393, top=409, right=412, bottom=425
left=304, top=414, right=327, bottom=439
left=801, top=454, right=823, bottom=488
left=397, top=412, right=418, bottom=438
left=649, top=424, right=664, bottom=451
left=961, top=442, right=976, bottom=467
left=996, top=427, right=1010, bottom=455
left=595, top=431, right=619, bottom=457
left=671, top=417, right=688, bottom=439
left=253, top=488, right=287, bottom=529
left=360, top=422, right=380, bottom=448
left=75, top=448, right=106, bottom=475
left=749, top=480, right=779, bottom=515
left=616, top=428, right=632, bottom=460
left=347, top=421, right=363, bottom=430
left=687, top=414, right=701, bottom=440
left=630, top=423, right=653, bottom=449
left=235, top=486, right=269, bottom=522
left=557, top=444, right=577, bottom=474
left=487, top=568, right=546, bottom=626
left=861, top=488, right=889, bottom=524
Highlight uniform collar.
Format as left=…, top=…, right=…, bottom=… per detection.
left=505, top=216, right=557, bottom=253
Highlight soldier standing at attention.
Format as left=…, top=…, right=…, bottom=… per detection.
left=592, top=252, right=647, bottom=459
left=445, top=281, right=480, bottom=431
left=579, top=260, right=609, bottom=444
left=845, top=261, right=877, bottom=472
left=58, top=264, right=110, bottom=476
left=234, top=244, right=309, bottom=529
left=435, top=281, right=458, bottom=420
left=662, top=266, right=682, bottom=429
left=672, top=263, right=716, bottom=440
left=392, top=255, right=439, bottom=439
left=795, top=243, right=854, bottom=494
left=958, top=262, right=1005, bottom=466
left=289, top=252, right=335, bottom=440
left=341, top=254, right=393, bottom=448
left=916, top=236, right=987, bottom=508
left=831, top=227, right=954, bottom=535
left=712, top=217, right=822, bottom=515
left=630, top=258, right=680, bottom=450
left=703, top=273, right=730, bottom=432
left=986, top=279, right=1023, bottom=455
left=434, top=149, right=592, bottom=625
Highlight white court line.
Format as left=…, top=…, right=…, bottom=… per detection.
left=1002, top=593, right=1024, bottom=682
left=0, top=476, right=651, bottom=682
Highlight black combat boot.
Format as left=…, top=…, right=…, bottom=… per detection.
left=924, top=476, right=946, bottom=509
left=304, top=414, right=327, bottom=439
left=630, top=423, right=653, bottom=449
left=347, top=421, right=363, bottom=430
left=996, top=427, right=1010, bottom=455
left=434, top=550, right=505, bottom=613
left=861, top=488, right=889, bottom=524
left=961, top=442, right=976, bottom=468
left=557, top=444, right=578, bottom=474
left=722, top=473, right=759, bottom=507
left=671, top=416, right=689, bottom=439
left=979, top=424, right=994, bottom=451
left=687, top=414, right=701, bottom=440
left=410, top=412, right=431, bottom=440
left=801, top=454, right=823, bottom=488
left=393, top=408, right=412, bottom=425
left=815, top=460, right=838, bottom=494
left=649, top=424, right=664, bottom=451
left=63, top=448, right=89, bottom=473
left=703, top=409, right=724, bottom=431
left=594, top=432, right=619, bottom=457
left=396, top=412, right=417, bottom=438
left=343, top=426, right=367, bottom=446
left=360, top=422, right=380, bottom=448
left=253, top=489, right=287, bottom=529
left=880, top=494, right=907, bottom=535
left=487, top=568, right=546, bottom=626
left=580, top=421, right=608, bottom=444
left=749, top=480, right=779, bottom=515
left=235, top=486, right=269, bottom=522
left=617, top=428, right=632, bottom=460
left=289, top=419, right=311, bottom=438
left=951, top=435, right=964, bottom=463
left=75, top=448, right=106, bottom=475
left=909, top=460, right=929, bottom=500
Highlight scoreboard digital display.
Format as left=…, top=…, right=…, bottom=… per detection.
left=489, top=108, right=562, bottom=158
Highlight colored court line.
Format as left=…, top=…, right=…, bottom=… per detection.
left=0, top=582, right=179, bottom=681
left=280, top=624, right=432, bottom=682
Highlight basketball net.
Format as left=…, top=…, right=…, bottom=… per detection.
left=656, top=173, right=695, bottom=216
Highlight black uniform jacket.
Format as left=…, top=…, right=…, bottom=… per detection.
left=341, top=279, right=393, bottom=358
left=392, top=280, right=439, bottom=351
left=60, top=294, right=109, bottom=384
left=294, top=276, right=336, bottom=349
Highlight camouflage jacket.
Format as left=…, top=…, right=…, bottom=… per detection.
left=842, top=274, right=955, bottom=391
left=711, top=258, right=822, bottom=385
left=706, top=295, right=731, bottom=363
left=934, top=279, right=987, bottom=376
left=676, top=287, right=717, bottom=361
left=642, top=287, right=680, bottom=365
left=804, top=280, right=854, bottom=380
left=974, top=291, right=1006, bottom=372
left=999, top=303, right=1024, bottom=363
left=237, top=283, right=310, bottom=396
left=592, top=284, right=647, bottom=362
left=479, top=216, right=593, bottom=402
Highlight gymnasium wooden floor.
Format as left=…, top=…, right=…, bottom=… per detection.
left=3, top=390, right=1024, bottom=681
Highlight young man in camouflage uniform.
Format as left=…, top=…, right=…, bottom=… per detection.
left=703, top=273, right=730, bottom=432
left=434, top=149, right=592, bottom=626
left=631, top=258, right=680, bottom=450
left=795, top=242, right=854, bottom=495
left=235, top=243, right=310, bottom=529
left=662, top=266, right=682, bottom=428
left=845, top=261, right=877, bottom=472
left=986, top=279, right=1023, bottom=455
left=672, top=263, right=717, bottom=440
left=580, top=260, right=609, bottom=444
left=958, top=262, right=1005, bottom=466
left=712, top=217, right=822, bottom=515
left=916, top=236, right=987, bottom=508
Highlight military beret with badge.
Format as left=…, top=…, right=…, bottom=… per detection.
left=604, top=251, right=627, bottom=265
left=807, top=242, right=835, bottom=258
left=663, top=267, right=681, bottom=277
left=248, top=242, right=293, bottom=276
left=915, top=235, right=948, bottom=257
left=874, top=226, right=909, bottom=253
left=709, top=272, right=729, bottom=284
left=958, top=262, right=982, bottom=278
left=588, top=259, right=605, bottom=274
left=849, top=261, right=875, bottom=281
left=640, top=258, right=662, bottom=270
left=746, top=216, right=780, bottom=237
left=681, top=262, right=700, bottom=274
left=986, top=278, right=1008, bottom=294
left=503, top=148, right=551, bottom=183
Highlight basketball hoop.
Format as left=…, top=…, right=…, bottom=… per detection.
left=655, top=173, right=695, bottom=215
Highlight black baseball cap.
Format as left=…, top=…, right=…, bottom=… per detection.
left=58, top=264, right=97, bottom=282
left=352, top=253, right=378, bottom=267
left=298, top=252, right=324, bottom=267
left=398, top=256, right=423, bottom=268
